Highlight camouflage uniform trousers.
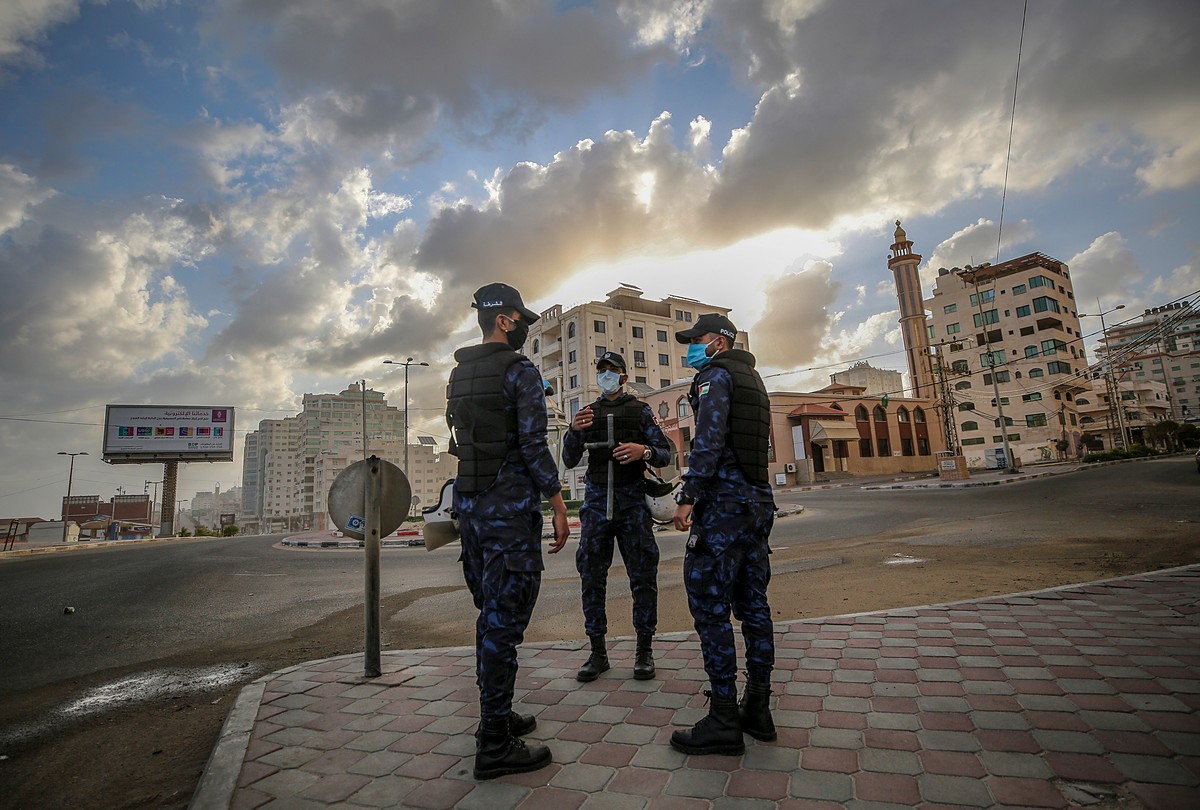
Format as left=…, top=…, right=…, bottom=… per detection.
left=683, top=499, right=775, bottom=701
left=576, top=498, right=660, bottom=638
left=459, top=510, right=545, bottom=723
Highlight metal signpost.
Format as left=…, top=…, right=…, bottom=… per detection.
left=328, top=456, right=410, bottom=678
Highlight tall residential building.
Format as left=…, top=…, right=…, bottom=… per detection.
left=526, top=284, right=748, bottom=421
left=1095, top=301, right=1200, bottom=421
left=241, top=383, right=455, bottom=532
left=921, top=245, right=1091, bottom=467
left=830, top=361, right=904, bottom=398
left=1077, top=378, right=1171, bottom=449
left=888, top=221, right=935, bottom=398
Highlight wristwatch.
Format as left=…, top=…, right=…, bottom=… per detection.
left=674, top=490, right=695, bottom=506
left=641, top=446, right=653, bottom=462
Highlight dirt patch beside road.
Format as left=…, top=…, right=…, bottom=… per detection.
left=2, top=529, right=1198, bottom=809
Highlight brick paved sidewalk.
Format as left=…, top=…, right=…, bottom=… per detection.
left=192, top=566, right=1200, bottom=810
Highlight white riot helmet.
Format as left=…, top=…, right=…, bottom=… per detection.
left=645, top=476, right=681, bottom=525
left=421, top=479, right=460, bottom=550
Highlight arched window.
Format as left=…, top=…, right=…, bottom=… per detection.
left=568, top=322, right=576, bottom=339
left=954, top=380, right=972, bottom=390
left=897, top=407, right=910, bottom=423
left=1076, top=397, right=1090, bottom=405
left=677, top=398, right=691, bottom=419
left=958, top=402, right=975, bottom=412
left=961, top=421, right=979, bottom=431
left=873, top=406, right=887, bottom=422
left=855, top=405, right=869, bottom=422
left=1028, top=368, right=1044, bottom=378
left=1080, top=416, right=1095, bottom=424
left=914, top=407, right=926, bottom=423
left=532, top=338, right=540, bottom=354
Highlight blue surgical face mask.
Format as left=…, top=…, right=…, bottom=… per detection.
left=686, top=340, right=716, bottom=370
left=597, top=370, right=622, bottom=394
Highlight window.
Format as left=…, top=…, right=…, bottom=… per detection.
left=1026, top=413, right=1047, bottom=427
left=1047, top=361, right=1071, bottom=374
left=1011, top=284, right=1027, bottom=295
left=855, top=405, right=869, bottom=422
left=959, top=401, right=975, bottom=412
left=1022, top=393, right=1043, bottom=402
left=1028, top=368, right=1044, bottom=378
left=970, top=289, right=995, bottom=306
left=568, top=322, right=576, bottom=339
left=660, top=378, right=670, bottom=388
left=961, top=420, right=979, bottom=431
left=568, top=350, right=577, bottom=364
left=678, top=399, right=691, bottom=419
left=952, top=360, right=970, bottom=374
left=954, top=380, right=972, bottom=390
left=983, top=371, right=1011, bottom=384
left=595, top=345, right=607, bottom=357
left=897, top=407, right=910, bottom=423
left=1070, top=413, right=1077, bottom=426
left=1033, top=296, right=1060, bottom=313
left=944, top=303, right=957, bottom=313
left=962, top=437, right=986, bottom=446
left=675, top=310, right=685, bottom=321
left=631, top=326, right=644, bottom=339
left=859, top=439, right=874, bottom=457
left=569, top=397, right=580, bottom=418
left=1020, top=325, right=1035, bottom=336
left=991, top=397, right=1010, bottom=406
left=994, top=416, right=1014, bottom=427
left=658, top=353, right=669, bottom=365
left=569, top=375, right=578, bottom=388
left=901, top=438, right=914, bottom=456
left=877, top=438, right=892, bottom=455
left=1016, top=305, right=1031, bottom=317
left=980, top=350, right=1006, bottom=366
left=594, top=320, right=606, bottom=333
left=947, top=322, right=961, bottom=335
left=1025, top=345, right=1039, bottom=359
left=684, top=312, right=693, bottom=322
left=1041, top=339, right=1066, bottom=355
left=874, top=406, right=887, bottom=422
left=631, top=350, right=646, bottom=367
left=657, top=329, right=668, bottom=342
left=532, top=338, right=539, bottom=354
left=1028, top=275, right=1051, bottom=288
left=972, top=309, right=999, bottom=328
left=681, top=355, right=688, bottom=367
left=914, top=408, right=926, bottom=423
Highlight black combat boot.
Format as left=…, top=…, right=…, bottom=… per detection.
left=576, top=634, right=610, bottom=682
left=474, top=710, right=536, bottom=739
left=633, top=633, right=655, bottom=680
left=473, top=717, right=552, bottom=780
left=739, top=680, right=776, bottom=741
left=669, top=690, right=745, bottom=755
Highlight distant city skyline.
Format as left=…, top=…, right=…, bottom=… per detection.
left=1, top=1, right=1197, bottom=520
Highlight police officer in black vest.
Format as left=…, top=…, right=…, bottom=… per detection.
left=669, top=313, right=777, bottom=756
left=445, top=282, right=570, bottom=780
left=562, top=351, right=672, bottom=682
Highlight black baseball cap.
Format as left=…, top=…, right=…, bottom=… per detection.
left=675, top=313, right=737, bottom=344
left=595, top=351, right=626, bottom=371
left=471, top=282, right=540, bottom=323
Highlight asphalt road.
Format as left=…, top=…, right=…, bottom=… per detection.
left=1, top=458, right=1195, bottom=699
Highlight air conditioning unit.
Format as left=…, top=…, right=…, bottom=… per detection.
left=784, top=462, right=797, bottom=473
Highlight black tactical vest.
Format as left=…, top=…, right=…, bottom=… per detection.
left=582, top=394, right=646, bottom=487
left=445, top=343, right=523, bottom=495
left=707, top=350, right=771, bottom=485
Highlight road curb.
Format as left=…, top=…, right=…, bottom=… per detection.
left=188, top=680, right=265, bottom=810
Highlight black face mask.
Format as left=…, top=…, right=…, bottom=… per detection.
left=505, top=318, right=529, bottom=351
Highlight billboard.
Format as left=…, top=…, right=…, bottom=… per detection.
left=103, top=405, right=235, bottom=464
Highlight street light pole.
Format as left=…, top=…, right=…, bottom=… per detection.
left=58, top=451, right=88, bottom=542
left=1079, top=302, right=1129, bottom=449
left=383, top=357, right=430, bottom=477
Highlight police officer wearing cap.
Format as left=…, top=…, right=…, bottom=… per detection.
left=668, top=313, right=777, bottom=756
left=562, top=351, right=672, bottom=683
left=445, top=282, right=570, bottom=780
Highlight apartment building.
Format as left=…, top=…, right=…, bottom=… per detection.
left=830, top=361, right=904, bottom=398
left=1096, top=301, right=1200, bottom=422
left=526, top=285, right=748, bottom=421
left=241, top=383, right=454, bottom=532
left=923, top=251, right=1091, bottom=467
left=1077, top=378, right=1171, bottom=449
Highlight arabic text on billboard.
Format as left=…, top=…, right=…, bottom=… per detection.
left=103, top=406, right=235, bottom=462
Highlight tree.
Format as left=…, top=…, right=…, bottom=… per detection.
left=221, top=524, right=239, bottom=536
left=1145, top=420, right=1180, bottom=451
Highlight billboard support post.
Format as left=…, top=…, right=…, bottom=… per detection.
left=160, top=462, right=178, bottom=537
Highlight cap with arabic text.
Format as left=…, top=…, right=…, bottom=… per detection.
left=471, top=282, right=540, bottom=323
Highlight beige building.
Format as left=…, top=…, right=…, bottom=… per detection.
left=242, top=383, right=455, bottom=532
left=830, top=361, right=904, bottom=398
left=1077, top=378, right=1171, bottom=450
left=526, top=285, right=748, bottom=422
left=923, top=247, right=1091, bottom=467
left=1096, top=301, right=1200, bottom=422
left=640, top=381, right=943, bottom=485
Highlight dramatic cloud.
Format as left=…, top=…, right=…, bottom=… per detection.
left=1067, top=232, right=1144, bottom=311
left=923, top=218, right=1037, bottom=286
left=752, top=260, right=841, bottom=368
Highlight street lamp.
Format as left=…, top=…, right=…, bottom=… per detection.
left=1078, top=303, right=1129, bottom=449
left=383, top=357, right=430, bottom=480
left=177, top=500, right=190, bottom=534
left=58, top=451, right=88, bottom=542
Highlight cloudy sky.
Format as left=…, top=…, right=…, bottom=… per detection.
left=2, top=0, right=1198, bottom=520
